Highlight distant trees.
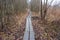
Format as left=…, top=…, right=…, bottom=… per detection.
left=31, top=0, right=40, bottom=12
left=0, top=0, right=27, bottom=31
left=30, top=0, right=55, bottom=20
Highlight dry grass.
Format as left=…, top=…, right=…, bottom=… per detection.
left=0, top=12, right=28, bottom=40
left=32, top=8, right=60, bottom=40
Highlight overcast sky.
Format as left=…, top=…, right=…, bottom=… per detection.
left=48, top=0, right=60, bottom=5
left=27, top=0, right=60, bottom=5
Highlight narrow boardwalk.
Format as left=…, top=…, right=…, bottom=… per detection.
left=23, top=12, right=35, bottom=40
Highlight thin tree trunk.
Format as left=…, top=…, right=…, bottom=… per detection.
left=43, top=0, right=48, bottom=20
left=41, top=0, right=42, bottom=20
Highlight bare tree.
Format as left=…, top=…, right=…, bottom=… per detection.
left=43, top=0, right=48, bottom=20
left=40, top=0, right=54, bottom=20
left=40, top=0, right=43, bottom=19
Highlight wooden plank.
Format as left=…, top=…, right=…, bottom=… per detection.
left=23, top=14, right=35, bottom=40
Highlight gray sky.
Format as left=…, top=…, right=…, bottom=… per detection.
left=28, top=0, right=60, bottom=5
left=43, top=0, right=60, bottom=5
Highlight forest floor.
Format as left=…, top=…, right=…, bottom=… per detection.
left=0, top=11, right=60, bottom=40
left=0, top=12, right=28, bottom=40
left=32, top=16, right=60, bottom=40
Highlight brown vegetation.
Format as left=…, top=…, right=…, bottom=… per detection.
left=32, top=7, right=60, bottom=40
left=0, top=12, right=27, bottom=40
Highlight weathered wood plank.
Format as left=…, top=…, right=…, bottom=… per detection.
left=23, top=13, right=35, bottom=40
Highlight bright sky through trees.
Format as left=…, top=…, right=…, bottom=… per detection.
left=27, top=0, right=31, bottom=4
left=27, top=0, right=60, bottom=5
left=42, top=0, right=60, bottom=5
left=29, top=0, right=31, bottom=2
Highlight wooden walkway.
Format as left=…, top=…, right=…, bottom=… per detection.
left=23, top=13, right=35, bottom=40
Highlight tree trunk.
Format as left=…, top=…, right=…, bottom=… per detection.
left=40, top=0, right=43, bottom=20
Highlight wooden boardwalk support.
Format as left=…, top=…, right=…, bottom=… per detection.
left=23, top=14, right=35, bottom=40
